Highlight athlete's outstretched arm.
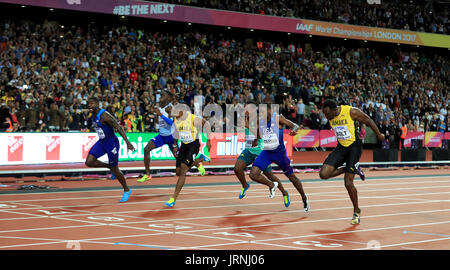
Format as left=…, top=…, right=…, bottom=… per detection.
left=350, top=108, right=385, bottom=141
left=101, top=112, right=136, bottom=152
left=278, top=115, right=300, bottom=136
left=154, top=108, right=174, bottom=125
left=194, top=116, right=212, bottom=151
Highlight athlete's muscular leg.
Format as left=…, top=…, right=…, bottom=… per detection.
left=249, top=166, right=276, bottom=189
left=344, top=172, right=360, bottom=214
left=234, top=159, right=250, bottom=189
left=143, top=141, right=156, bottom=176
left=263, top=171, right=287, bottom=196
left=286, top=173, right=308, bottom=202
left=319, top=164, right=346, bottom=180
left=110, top=165, right=130, bottom=192
left=85, top=154, right=110, bottom=168
left=172, top=163, right=191, bottom=201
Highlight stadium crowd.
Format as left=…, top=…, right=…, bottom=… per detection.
left=152, top=0, right=450, bottom=34
left=0, top=15, right=449, bottom=149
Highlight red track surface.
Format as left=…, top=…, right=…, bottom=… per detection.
left=1, top=165, right=449, bottom=250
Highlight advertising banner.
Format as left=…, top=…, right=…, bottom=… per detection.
left=403, top=132, right=425, bottom=148
left=284, top=130, right=293, bottom=157
left=424, top=132, right=443, bottom=148
left=7, top=135, right=24, bottom=162
left=46, top=135, right=61, bottom=160
left=117, top=132, right=209, bottom=161
left=208, top=133, right=246, bottom=159
left=0, top=0, right=448, bottom=48
left=0, top=132, right=209, bottom=165
left=81, top=134, right=98, bottom=159
left=293, top=129, right=320, bottom=148
left=445, top=132, right=450, bottom=141
left=319, top=130, right=337, bottom=148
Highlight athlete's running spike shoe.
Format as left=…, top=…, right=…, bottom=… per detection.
left=269, top=181, right=278, bottom=199
left=137, top=174, right=152, bottom=183
left=196, top=153, right=211, bottom=162
left=303, top=195, right=310, bottom=212
left=165, top=197, right=175, bottom=207
left=355, top=162, right=365, bottom=181
left=198, top=164, right=206, bottom=176
left=351, top=212, right=361, bottom=224
left=120, top=190, right=131, bottom=203
left=239, top=184, right=251, bottom=199
left=284, top=190, right=290, bottom=207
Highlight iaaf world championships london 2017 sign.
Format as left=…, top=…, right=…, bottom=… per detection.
left=0, top=0, right=449, bottom=48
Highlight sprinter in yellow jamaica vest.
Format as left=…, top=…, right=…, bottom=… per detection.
left=319, top=99, right=385, bottom=225
left=164, top=108, right=211, bottom=208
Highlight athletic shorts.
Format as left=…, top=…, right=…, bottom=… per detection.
left=253, top=149, right=293, bottom=175
left=237, top=149, right=272, bottom=173
left=323, top=140, right=362, bottom=174
left=151, top=134, right=174, bottom=151
left=176, top=140, right=200, bottom=168
left=88, top=138, right=120, bottom=167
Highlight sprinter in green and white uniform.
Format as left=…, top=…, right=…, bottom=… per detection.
left=234, top=111, right=290, bottom=207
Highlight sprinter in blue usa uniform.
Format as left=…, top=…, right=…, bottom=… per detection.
left=138, top=90, right=177, bottom=182
left=250, top=102, right=309, bottom=211
left=85, top=97, right=136, bottom=203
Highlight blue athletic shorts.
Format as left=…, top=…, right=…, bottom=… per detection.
left=237, top=149, right=272, bottom=173
left=88, top=138, right=120, bottom=167
left=151, top=134, right=174, bottom=150
left=252, top=149, right=293, bottom=175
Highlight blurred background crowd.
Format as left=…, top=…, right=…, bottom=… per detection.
left=154, top=0, right=449, bottom=34
left=0, top=2, right=448, bottom=149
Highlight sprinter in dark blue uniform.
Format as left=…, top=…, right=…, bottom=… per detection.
left=85, top=97, right=136, bottom=203
left=250, top=102, right=310, bottom=211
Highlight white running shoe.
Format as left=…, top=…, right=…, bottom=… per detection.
left=303, top=195, right=310, bottom=212
left=269, top=181, right=278, bottom=199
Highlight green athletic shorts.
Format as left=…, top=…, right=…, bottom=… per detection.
left=237, top=149, right=272, bottom=173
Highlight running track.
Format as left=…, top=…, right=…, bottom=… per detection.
left=0, top=169, right=449, bottom=250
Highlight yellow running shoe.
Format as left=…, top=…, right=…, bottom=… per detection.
left=351, top=212, right=361, bottom=224
left=239, top=184, right=250, bottom=199
left=283, top=190, right=290, bottom=207
left=198, top=163, right=206, bottom=176
left=137, top=174, right=151, bottom=183
left=165, top=197, right=175, bottom=207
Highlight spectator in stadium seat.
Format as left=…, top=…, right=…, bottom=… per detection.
left=47, top=102, right=64, bottom=132
left=0, top=15, right=448, bottom=140
left=297, top=98, right=305, bottom=126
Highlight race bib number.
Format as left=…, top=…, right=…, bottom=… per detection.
left=263, top=132, right=280, bottom=150
left=333, top=126, right=351, bottom=140
left=95, top=128, right=106, bottom=139
left=180, top=131, right=194, bottom=143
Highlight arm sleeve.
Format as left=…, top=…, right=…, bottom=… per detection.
left=161, top=114, right=174, bottom=125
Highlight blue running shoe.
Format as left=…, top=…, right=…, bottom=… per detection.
left=165, top=197, right=175, bottom=207
left=239, top=184, right=250, bottom=199
left=120, top=189, right=131, bottom=202
left=196, top=153, right=211, bottom=162
left=111, top=172, right=116, bottom=180
left=283, top=190, right=290, bottom=207
left=120, top=190, right=131, bottom=203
